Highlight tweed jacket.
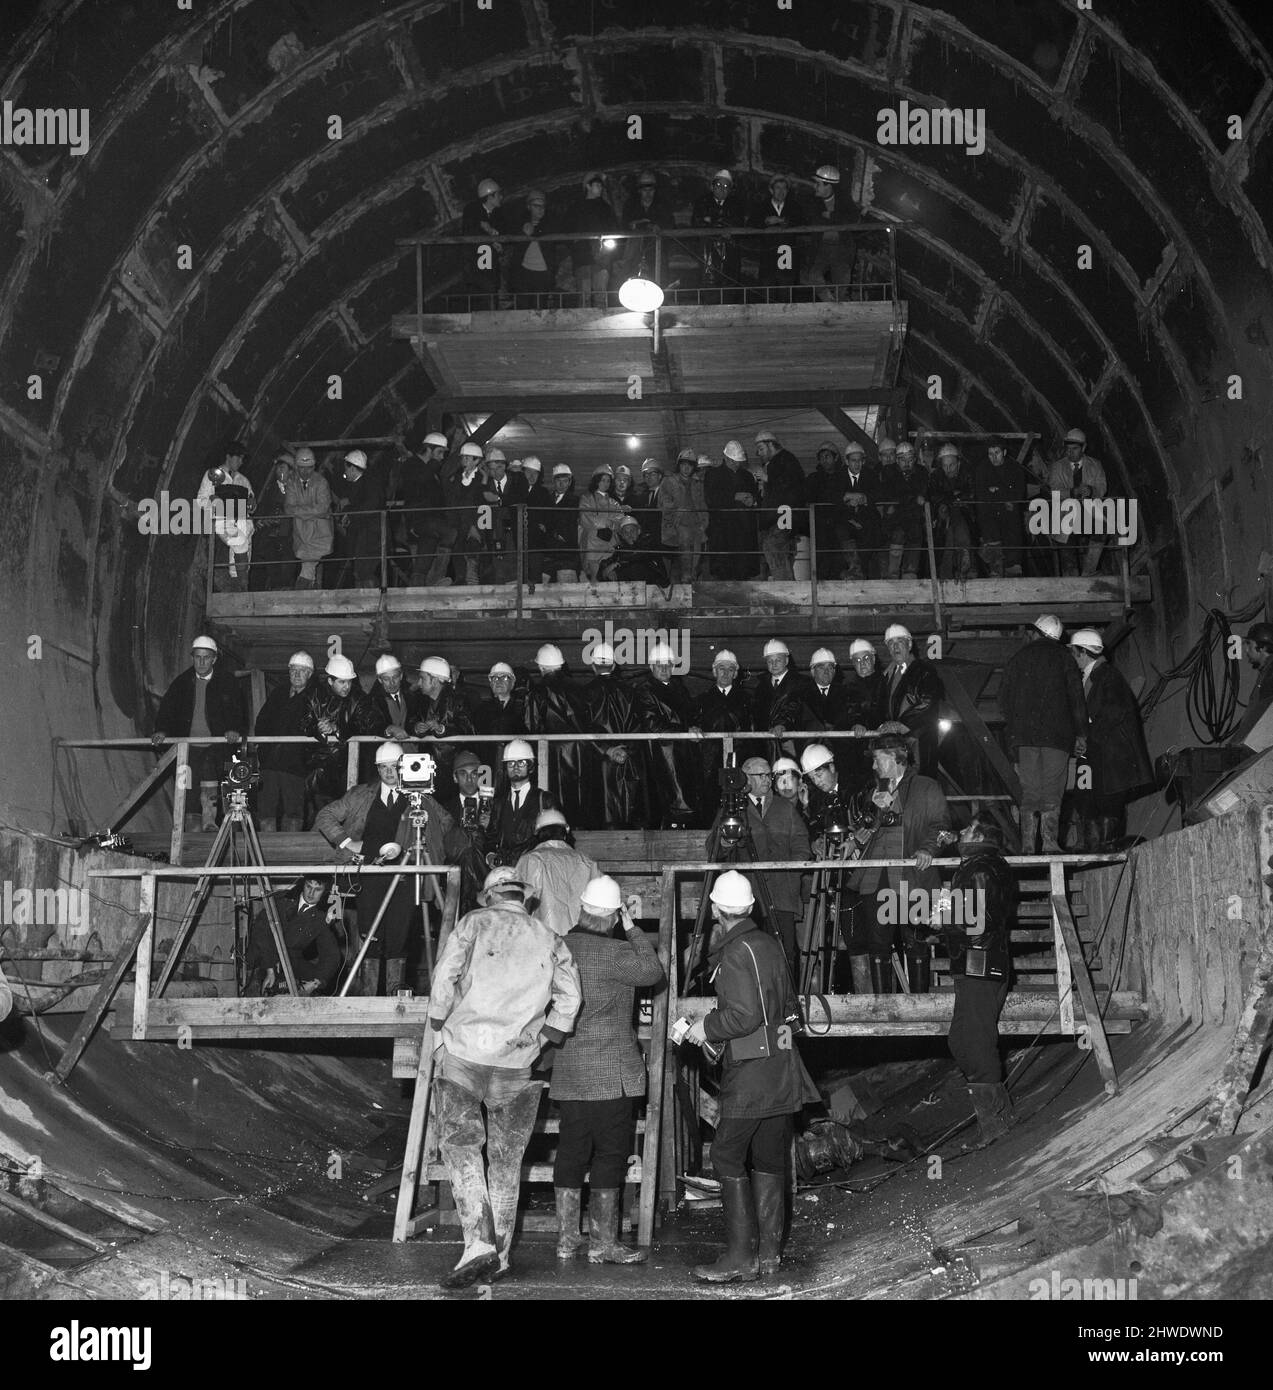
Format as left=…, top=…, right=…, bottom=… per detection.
left=549, top=926, right=665, bottom=1101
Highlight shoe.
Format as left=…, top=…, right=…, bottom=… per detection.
left=693, top=1175, right=758, bottom=1283
left=968, top=1082, right=1014, bottom=1145
left=1039, top=810, right=1062, bottom=853
left=555, top=1187, right=586, bottom=1260
left=587, top=1188, right=647, bottom=1264
left=752, top=1170, right=785, bottom=1276
left=438, top=1250, right=501, bottom=1290
left=1020, top=811, right=1039, bottom=855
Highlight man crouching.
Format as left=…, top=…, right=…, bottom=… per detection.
left=428, top=865, right=582, bottom=1289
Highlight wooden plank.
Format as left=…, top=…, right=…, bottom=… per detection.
left=1051, top=861, right=1075, bottom=1034
left=0, top=1188, right=108, bottom=1254
left=138, top=995, right=435, bottom=1039
left=393, top=1022, right=437, bottom=1243
left=638, top=866, right=675, bottom=1247
left=95, top=744, right=176, bottom=835
left=1052, top=892, right=1119, bottom=1095
left=169, top=741, right=188, bottom=865
left=132, top=874, right=155, bottom=1040
left=426, top=388, right=908, bottom=413
left=676, top=989, right=1143, bottom=1024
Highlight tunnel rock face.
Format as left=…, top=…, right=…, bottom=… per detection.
left=0, top=0, right=1270, bottom=826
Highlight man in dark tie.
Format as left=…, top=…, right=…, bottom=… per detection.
left=879, top=624, right=944, bottom=777
left=486, top=738, right=557, bottom=865
left=740, top=756, right=811, bottom=973
left=369, top=652, right=424, bottom=742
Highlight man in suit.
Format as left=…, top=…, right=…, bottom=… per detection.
left=314, top=743, right=467, bottom=994
left=253, top=651, right=316, bottom=832
left=474, top=661, right=525, bottom=742
left=368, top=653, right=424, bottom=742
left=740, top=756, right=811, bottom=973
left=692, top=649, right=751, bottom=821
left=750, top=637, right=816, bottom=764
left=878, top=624, right=944, bottom=778
left=480, top=447, right=527, bottom=582
left=485, top=738, right=558, bottom=865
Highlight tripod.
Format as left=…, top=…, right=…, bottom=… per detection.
left=153, top=788, right=298, bottom=997
left=340, top=792, right=439, bottom=997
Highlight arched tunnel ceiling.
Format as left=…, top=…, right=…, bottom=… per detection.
left=2, top=0, right=1272, bottom=649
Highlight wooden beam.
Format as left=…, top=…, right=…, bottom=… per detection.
left=1052, top=891, right=1119, bottom=1095
left=942, top=664, right=1023, bottom=802
left=469, top=412, right=512, bottom=447
left=674, top=990, right=1143, bottom=1025
left=123, top=995, right=436, bottom=1039
left=94, top=745, right=176, bottom=834
left=431, top=389, right=907, bottom=414
left=0, top=1189, right=108, bottom=1254
left=818, top=405, right=879, bottom=465
left=393, top=1022, right=437, bottom=1243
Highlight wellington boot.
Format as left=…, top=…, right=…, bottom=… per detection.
left=752, top=1170, right=786, bottom=1276
left=869, top=953, right=893, bottom=994
left=968, top=1082, right=1015, bottom=1145
left=383, top=957, right=406, bottom=996
left=587, top=1188, right=647, bottom=1264
left=886, top=544, right=904, bottom=580
left=1039, top=809, right=1062, bottom=854
left=849, top=954, right=872, bottom=995
left=554, top=1187, right=586, bottom=1260
left=199, top=783, right=219, bottom=832
left=906, top=948, right=932, bottom=995
left=692, top=1176, right=758, bottom=1283
left=280, top=816, right=303, bottom=833
left=1019, top=811, right=1039, bottom=855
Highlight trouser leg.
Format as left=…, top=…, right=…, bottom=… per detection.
left=949, top=976, right=1009, bottom=1084
left=485, top=1081, right=543, bottom=1269
left=435, top=1079, right=498, bottom=1274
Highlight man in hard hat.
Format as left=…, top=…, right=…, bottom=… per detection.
left=550, top=876, right=664, bottom=1264
left=1046, top=428, right=1109, bottom=576
left=740, top=756, right=811, bottom=972
left=485, top=738, right=560, bottom=865
left=367, top=653, right=422, bottom=743
left=460, top=176, right=511, bottom=307
left=876, top=441, right=928, bottom=579
left=524, top=644, right=586, bottom=824
left=803, top=163, right=857, bottom=302
left=474, top=661, right=525, bottom=741
left=330, top=448, right=388, bottom=588
left=929, top=443, right=975, bottom=580
left=635, top=641, right=699, bottom=828
left=302, top=653, right=380, bottom=810
left=398, top=428, right=456, bottom=587
left=315, top=742, right=467, bottom=994
left=879, top=624, right=945, bottom=777
left=515, top=807, right=598, bottom=940
left=843, top=637, right=886, bottom=735
left=704, top=440, right=761, bottom=580
left=999, top=616, right=1088, bottom=853
left=748, top=172, right=806, bottom=295
left=438, top=749, right=498, bottom=912
left=410, top=656, right=475, bottom=801
left=509, top=188, right=559, bottom=302
left=692, top=649, right=752, bottom=821
left=1230, top=622, right=1273, bottom=746
left=196, top=443, right=255, bottom=592
left=685, top=870, right=817, bottom=1282
left=541, top=463, right=581, bottom=583
left=1069, top=630, right=1152, bottom=849
left=754, top=431, right=807, bottom=581
left=580, top=641, right=646, bottom=829
left=521, top=456, right=552, bottom=590
left=429, top=866, right=582, bottom=1288
left=443, top=442, right=488, bottom=585
left=479, top=447, right=525, bottom=582
left=152, top=635, right=249, bottom=832
left=808, top=440, right=849, bottom=577
left=280, top=446, right=335, bottom=590
left=750, top=638, right=816, bottom=761
left=691, top=168, right=744, bottom=297
left=973, top=439, right=1028, bottom=578
left=663, top=448, right=709, bottom=583
left=569, top=172, right=620, bottom=308
left=798, top=742, right=848, bottom=848
left=596, top=513, right=672, bottom=591
left=251, top=449, right=296, bottom=590
left=254, top=651, right=317, bottom=832
left=837, top=439, right=883, bottom=579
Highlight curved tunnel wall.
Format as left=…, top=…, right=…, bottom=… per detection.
left=1, top=0, right=1271, bottom=830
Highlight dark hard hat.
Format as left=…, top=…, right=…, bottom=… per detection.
left=1247, top=623, right=1273, bottom=648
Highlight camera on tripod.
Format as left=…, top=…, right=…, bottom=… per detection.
left=221, top=749, right=261, bottom=802
left=398, top=752, right=436, bottom=793
left=716, top=760, right=749, bottom=849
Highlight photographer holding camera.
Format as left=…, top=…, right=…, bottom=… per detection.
left=314, top=742, right=467, bottom=995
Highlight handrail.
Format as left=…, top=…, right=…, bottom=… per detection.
left=397, top=221, right=887, bottom=249
left=63, top=730, right=898, bottom=748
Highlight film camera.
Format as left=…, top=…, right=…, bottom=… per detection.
left=398, top=752, right=437, bottom=793
left=222, top=749, right=261, bottom=795
left=715, top=759, right=750, bottom=849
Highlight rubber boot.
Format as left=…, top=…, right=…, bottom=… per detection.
left=587, top=1188, right=647, bottom=1264
left=383, top=957, right=405, bottom=996
left=869, top=953, right=893, bottom=994
left=199, top=783, right=219, bottom=832
left=968, top=1082, right=1014, bottom=1145
left=361, top=957, right=382, bottom=996
left=1019, top=810, right=1038, bottom=855
left=1039, top=809, right=1062, bottom=853
left=436, top=1081, right=501, bottom=1289
left=906, top=948, right=932, bottom=995
left=280, top=816, right=303, bottom=833
left=486, top=1083, right=544, bottom=1277
left=693, top=1175, right=759, bottom=1283
left=752, top=1170, right=786, bottom=1276
left=555, top=1187, right=586, bottom=1260
left=849, top=954, right=872, bottom=995
left=886, top=544, right=904, bottom=580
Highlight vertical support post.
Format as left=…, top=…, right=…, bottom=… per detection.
left=923, top=501, right=942, bottom=633
left=415, top=242, right=424, bottom=351
left=808, top=503, right=819, bottom=626
left=1051, top=857, right=1075, bottom=1034
left=722, top=733, right=734, bottom=767
left=537, top=737, right=549, bottom=792
left=346, top=740, right=360, bottom=791
left=132, top=873, right=155, bottom=1041
left=205, top=531, right=215, bottom=612
left=169, top=741, right=189, bottom=866
left=515, top=503, right=524, bottom=620
left=639, top=866, right=675, bottom=1246
left=379, top=508, right=388, bottom=590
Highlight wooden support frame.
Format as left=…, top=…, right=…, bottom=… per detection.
left=818, top=404, right=880, bottom=465
left=1051, top=889, right=1119, bottom=1095
left=91, top=743, right=177, bottom=836
left=1050, top=860, right=1075, bottom=1035
left=637, top=868, right=676, bottom=1246
left=432, top=388, right=907, bottom=416
left=942, top=665, right=1023, bottom=804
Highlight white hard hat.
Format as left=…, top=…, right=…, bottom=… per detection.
left=618, top=515, right=641, bottom=531
left=723, top=440, right=747, bottom=462
left=640, top=457, right=662, bottom=474
left=325, top=654, right=356, bottom=680
left=937, top=443, right=959, bottom=461
left=375, top=654, right=402, bottom=675
left=591, top=464, right=615, bottom=479
left=503, top=738, right=535, bottom=763
left=884, top=624, right=912, bottom=643
left=459, top=441, right=484, bottom=460
left=849, top=638, right=875, bottom=658
left=423, top=432, right=449, bottom=449
left=1070, top=629, right=1104, bottom=654
left=419, top=656, right=451, bottom=681
left=754, top=429, right=779, bottom=446
left=580, top=875, right=622, bottom=913
left=895, top=442, right=916, bottom=458
left=877, top=437, right=897, bottom=453
left=485, top=447, right=506, bottom=463
left=191, top=635, right=218, bottom=653
left=800, top=743, right=835, bottom=775
left=810, top=647, right=836, bottom=667
left=376, top=741, right=405, bottom=765
left=552, top=463, right=573, bottom=479
left=814, top=164, right=841, bottom=184
left=288, top=651, right=315, bottom=670
left=535, top=807, right=570, bottom=833
left=709, top=869, right=754, bottom=913
left=477, top=178, right=501, bottom=199
left=845, top=440, right=866, bottom=456
left=712, top=650, right=738, bottom=668
left=648, top=642, right=675, bottom=666
left=489, top=661, right=515, bottom=679
left=1034, top=614, right=1063, bottom=641
left=591, top=642, right=616, bottom=665
left=771, top=757, right=801, bottom=777
left=1064, top=428, right=1087, bottom=445
left=536, top=643, right=564, bottom=669
left=293, top=447, right=316, bottom=466
left=711, top=168, right=734, bottom=184
left=343, top=449, right=367, bottom=469
left=480, top=866, right=528, bottom=904
left=522, top=455, right=542, bottom=473
left=763, top=639, right=790, bottom=658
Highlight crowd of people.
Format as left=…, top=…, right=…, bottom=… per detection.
left=200, top=424, right=1122, bottom=594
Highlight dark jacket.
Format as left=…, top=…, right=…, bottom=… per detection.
left=302, top=679, right=381, bottom=795
left=894, top=767, right=952, bottom=894
left=541, top=488, right=580, bottom=563
left=486, top=784, right=557, bottom=866
left=759, top=448, right=807, bottom=531
left=249, top=895, right=342, bottom=992
left=155, top=666, right=248, bottom=739
left=1083, top=660, right=1153, bottom=798
left=524, top=670, right=587, bottom=825
left=397, top=455, right=450, bottom=534
left=805, top=675, right=849, bottom=730
left=253, top=678, right=316, bottom=775
left=744, top=795, right=811, bottom=916
left=313, top=782, right=467, bottom=869
left=1000, top=636, right=1088, bottom=755
left=942, top=845, right=1017, bottom=979
left=883, top=656, right=944, bottom=774
left=704, top=463, right=760, bottom=537
left=751, top=671, right=816, bottom=735
left=550, top=924, right=665, bottom=1101
left=580, top=673, right=646, bottom=830
left=368, top=680, right=427, bottom=739
left=841, top=668, right=886, bottom=728
left=473, top=692, right=525, bottom=738
left=703, top=919, right=817, bottom=1119
left=634, top=672, right=699, bottom=824
left=569, top=196, right=620, bottom=268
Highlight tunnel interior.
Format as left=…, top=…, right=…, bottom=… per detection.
left=1, top=0, right=1273, bottom=1304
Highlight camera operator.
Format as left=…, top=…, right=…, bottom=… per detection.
left=303, top=654, right=380, bottom=813
left=684, top=871, right=818, bottom=1284
left=740, top=756, right=810, bottom=974
left=243, top=874, right=341, bottom=997
left=151, top=635, right=248, bottom=832
left=313, top=742, right=467, bottom=995
left=515, top=808, right=598, bottom=940
left=550, top=876, right=664, bottom=1265
left=438, top=750, right=494, bottom=911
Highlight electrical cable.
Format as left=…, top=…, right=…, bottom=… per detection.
left=1139, top=599, right=1262, bottom=743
